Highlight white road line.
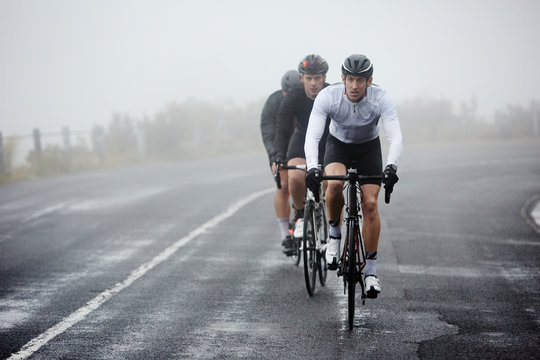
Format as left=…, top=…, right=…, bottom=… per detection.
left=7, top=187, right=273, bottom=360
left=532, top=201, right=540, bottom=229
left=521, top=193, right=540, bottom=234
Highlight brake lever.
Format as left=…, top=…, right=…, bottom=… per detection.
left=273, top=163, right=282, bottom=189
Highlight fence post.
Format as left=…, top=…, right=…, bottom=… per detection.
left=62, top=126, right=72, bottom=170
left=0, top=131, right=4, bottom=174
left=33, top=128, right=42, bottom=159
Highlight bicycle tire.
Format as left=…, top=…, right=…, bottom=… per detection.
left=317, top=251, right=327, bottom=286
left=316, top=203, right=328, bottom=286
left=303, top=200, right=317, bottom=296
left=291, top=236, right=301, bottom=266
left=347, top=218, right=356, bottom=330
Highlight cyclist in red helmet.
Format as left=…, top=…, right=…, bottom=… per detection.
left=273, top=54, right=331, bottom=256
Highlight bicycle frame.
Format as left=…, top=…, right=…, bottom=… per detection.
left=342, top=169, right=366, bottom=300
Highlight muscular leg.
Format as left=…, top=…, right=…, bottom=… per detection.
left=287, top=157, right=307, bottom=211
left=274, top=168, right=290, bottom=218
left=324, top=162, right=346, bottom=224
left=360, top=184, right=381, bottom=253
left=323, top=162, right=346, bottom=268
left=270, top=164, right=291, bottom=240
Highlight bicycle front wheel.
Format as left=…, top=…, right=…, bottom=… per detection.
left=316, top=202, right=328, bottom=286
left=347, top=219, right=357, bottom=330
left=303, top=200, right=317, bottom=296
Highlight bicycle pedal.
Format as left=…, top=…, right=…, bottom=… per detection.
left=366, top=288, right=379, bottom=299
left=327, top=261, right=339, bottom=271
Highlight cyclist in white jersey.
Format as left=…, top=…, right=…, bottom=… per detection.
left=304, top=54, right=402, bottom=298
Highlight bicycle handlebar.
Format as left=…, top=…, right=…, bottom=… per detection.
left=274, top=165, right=394, bottom=204
left=322, top=172, right=393, bottom=204
left=273, top=163, right=307, bottom=189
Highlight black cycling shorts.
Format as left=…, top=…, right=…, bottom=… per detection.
left=324, top=134, right=382, bottom=186
left=287, top=129, right=326, bottom=164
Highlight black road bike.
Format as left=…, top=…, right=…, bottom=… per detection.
left=274, top=163, right=328, bottom=295
left=322, top=166, right=392, bottom=330
left=302, top=176, right=328, bottom=296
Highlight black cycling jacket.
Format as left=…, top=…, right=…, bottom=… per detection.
left=273, top=82, right=330, bottom=161
left=260, top=90, right=284, bottom=164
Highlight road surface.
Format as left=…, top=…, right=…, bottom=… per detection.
left=1, top=140, right=539, bottom=359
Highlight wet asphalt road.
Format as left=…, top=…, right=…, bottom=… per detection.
left=0, top=140, right=539, bottom=359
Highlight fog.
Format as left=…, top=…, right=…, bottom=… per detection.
left=1, top=0, right=539, bottom=136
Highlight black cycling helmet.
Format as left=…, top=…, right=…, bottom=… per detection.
left=341, top=54, right=373, bottom=79
left=281, top=69, right=301, bottom=92
left=298, top=54, right=329, bottom=74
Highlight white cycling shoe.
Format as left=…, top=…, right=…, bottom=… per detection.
left=365, top=275, right=381, bottom=299
left=293, top=218, right=304, bottom=238
left=325, top=236, right=341, bottom=270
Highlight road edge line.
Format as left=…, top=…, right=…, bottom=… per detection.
left=7, top=187, right=273, bottom=360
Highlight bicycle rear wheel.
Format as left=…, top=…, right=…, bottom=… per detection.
left=347, top=219, right=357, bottom=330
left=303, top=200, right=317, bottom=296
left=291, top=237, right=301, bottom=266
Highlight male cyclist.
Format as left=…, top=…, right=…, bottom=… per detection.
left=304, top=54, right=402, bottom=298
left=260, top=69, right=302, bottom=250
left=273, top=54, right=331, bottom=255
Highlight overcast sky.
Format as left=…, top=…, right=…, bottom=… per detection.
left=1, top=0, right=539, bottom=136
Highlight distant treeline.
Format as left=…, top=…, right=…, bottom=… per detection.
left=399, top=97, right=539, bottom=143
left=1, top=96, right=539, bottom=181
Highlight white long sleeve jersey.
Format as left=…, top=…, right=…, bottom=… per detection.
left=305, top=83, right=403, bottom=170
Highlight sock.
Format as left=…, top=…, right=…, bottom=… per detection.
left=295, top=207, right=304, bottom=219
left=365, top=251, right=377, bottom=276
left=329, top=219, right=341, bottom=239
left=277, top=218, right=290, bottom=239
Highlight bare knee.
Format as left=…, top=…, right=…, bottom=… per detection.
left=327, top=180, right=343, bottom=197
left=276, top=187, right=289, bottom=200
left=362, top=196, right=378, bottom=218
left=279, top=180, right=289, bottom=194
left=287, top=172, right=304, bottom=196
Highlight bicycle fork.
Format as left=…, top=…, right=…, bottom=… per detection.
left=337, top=216, right=367, bottom=304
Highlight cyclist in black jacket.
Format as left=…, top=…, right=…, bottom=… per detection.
left=260, top=70, right=302, bottom=252
left=272, top=54, right=331, bottom=255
